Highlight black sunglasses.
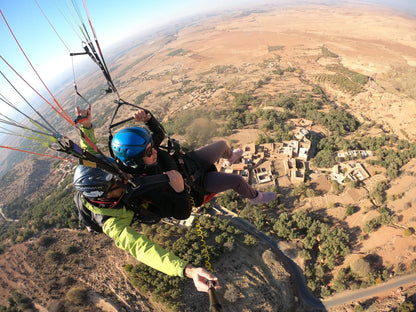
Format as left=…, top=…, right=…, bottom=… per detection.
left=143, top=140, right=154, bottom=157
left=105, top=179, right=122, bottom=194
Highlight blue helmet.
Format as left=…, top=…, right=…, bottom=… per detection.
left=73, top=165, right=115, bottom=198
left=111, top=127, right=152, bottom=166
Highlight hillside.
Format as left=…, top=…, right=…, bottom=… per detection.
left=0, top=158, right=56, bottom=206
left=0, top=228, right=294, bottom=311
left=1, top=2, right=416, bottom=312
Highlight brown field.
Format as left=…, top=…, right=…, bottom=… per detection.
left=1, top=2, right=416, bottom=311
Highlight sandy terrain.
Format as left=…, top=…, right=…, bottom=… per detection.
left=2, top=2, right=416, bottom=311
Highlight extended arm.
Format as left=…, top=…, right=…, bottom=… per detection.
left=83, top=196, right=220, bottom=290
left=103, top=216, right=221, bottom=290
left=103, top=213, right=188, bottom=277
left=134, top=109, right=165, bottom=147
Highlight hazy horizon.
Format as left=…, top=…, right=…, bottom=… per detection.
left=0, top=0, right=414, bottom=164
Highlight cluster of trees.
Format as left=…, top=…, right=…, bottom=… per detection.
left=134, top=91, right=151, bottom=105
left=368, top=143, right=416, bottom=179
left=313, top=131, right=416, bottom=179
left=127, top=215, right=249, bottom=310
left=331, top=262, right=389, bottom=294
left=215, top=189, right=243, bottom=212
left=240, top=204, right=350, bottom=297
left=312, top=149, right=337, bottom=168
left=216, top=89, right=361, bottom=149
left=167, top=48, right=188, bottom=57
left=291, top=182, right=316, bottom=200
left=363, top=206, right=394, bottom=233
left=0, top=291, right=34, bottom=312
left=371, top=181, right=389, bottom=205
left=127, top=262, right=182, bottom=310
left=163, top=109, right=220, bottom=149
left=321, top=46, right=339, bottom=58
left=316, top=64, right=368, bottom=95
left=2, top=198, right=29, bottom=220
left=0, top=174, right=78, bottom=251
left=214, top=64, right=238, bottom=74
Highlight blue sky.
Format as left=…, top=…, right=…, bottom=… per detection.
left=1, top=0, right=245, bottom=73
left=0, top=0, right=415, bottom=104
left=0, top=0, right=255, bottom=101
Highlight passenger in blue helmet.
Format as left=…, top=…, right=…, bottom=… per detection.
left=78, top=106, right=277, bottom=213
left=111, top=109, right=277, bottom=207
left=77, top=106, right=191, bottom=220
left=111, top=127, right=152, bottom=167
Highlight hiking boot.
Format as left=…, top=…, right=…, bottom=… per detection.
left=249, top=191, right=277, bottom=205
left=225, top=148, right=243, bottom=166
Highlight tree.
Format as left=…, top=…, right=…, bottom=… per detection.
left=331, top=180, right=344, bottom=195
left=371, top=181, right=388, bottom=205
left=350, top=258, right=371, bottom=278
left=243, top=234, right=257, bottom=246
left=346, top=205, right=356, bottom=216
left=313, top=150, right=337, bottom=168
left=396, top=301, right=415, bottom=312
left=299, top=249, right=312, bottom=260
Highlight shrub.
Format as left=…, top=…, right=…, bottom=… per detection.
left=396, top=300, right=415, bottom=312
left=37, top=235, right=55, bottom=247
left=63, top=245, right=78, bottom=255
left=346, top=205, right=356, bottom=216
left=354, top=305, right=364, bottom=312
left=403, top=228, right=413, bottom=237
left=268, top=45, right=285, bottom=52
left=410, top=259, right=416, bottom=272
left=5, top=291, right=33, bottom=311
left=350, top=258, right=371, bottom=277
left=243, top=234, right=257, bottom=246
left=66, top=287, right=88, bottom=305
left=46, top=250, right=64, bottom=263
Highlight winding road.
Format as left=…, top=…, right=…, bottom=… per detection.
left=0, top=206, right=19, bottom=222
left=214, top=205, right=416, bottom=311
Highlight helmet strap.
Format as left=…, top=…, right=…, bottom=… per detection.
left=89, top=189, right=126, bottom=209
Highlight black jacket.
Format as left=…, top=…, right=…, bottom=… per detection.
left=118, top=115, right=214, bottom=217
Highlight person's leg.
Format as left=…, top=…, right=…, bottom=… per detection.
left=204, top=171, right=258, bottom=199
left=203, top=172, right=278, bottom=204
left=193, top=141, right=232, bottom=164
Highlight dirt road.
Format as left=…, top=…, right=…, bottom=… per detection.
left=323, top=273, right=416, bottom=309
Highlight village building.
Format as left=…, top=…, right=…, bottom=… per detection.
left=336, top=150, right=373, bottom=159
left=283, top=158, right=306, bottom=184
left=332, top=162, right=371, bottom=185
left=278, top=127, right=313, bottom=184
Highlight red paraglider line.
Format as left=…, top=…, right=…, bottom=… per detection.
left=0, top=9, right=75, bottom=126
left=0, top=145, right=73, bottom=161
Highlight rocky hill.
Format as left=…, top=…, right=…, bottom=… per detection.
left=0, top=228, right=294, bottom=311
left=0, top=158, right=56, bottom=205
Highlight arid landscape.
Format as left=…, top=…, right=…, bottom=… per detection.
left=1, top=2, right=416, bottom=311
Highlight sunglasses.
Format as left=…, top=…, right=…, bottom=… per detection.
left=106, top=179, right=122, bottom=193
left=143, top=140, right=154, bottom=157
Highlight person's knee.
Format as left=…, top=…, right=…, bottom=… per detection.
left=217, top=140, right=228, bottom=149
left=216, top=140, right=231, bottom=157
